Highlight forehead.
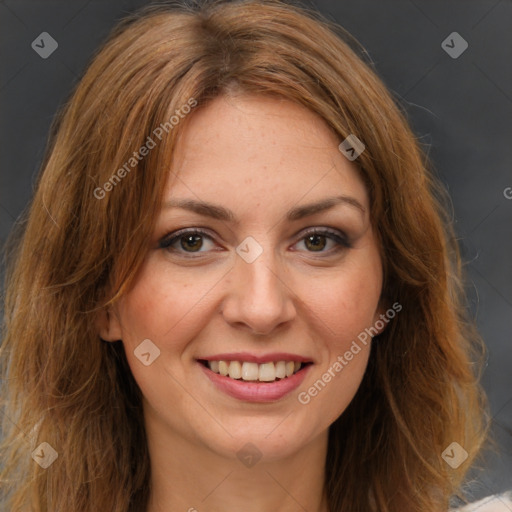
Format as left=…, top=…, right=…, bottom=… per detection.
left=166, top=94, right=368, bottom=212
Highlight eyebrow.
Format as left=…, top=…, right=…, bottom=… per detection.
left=163, top=195, right=366, bottom=223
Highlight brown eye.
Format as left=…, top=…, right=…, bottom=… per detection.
left=159, top=229, right=216, bottom=255
left=180, top=234, right=203, bottom=252
left=294, top=228, right=352, bottom=254
left=304, top=234, right=327, bottom=252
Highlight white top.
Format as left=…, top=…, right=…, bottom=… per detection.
left=453, top=493, right=512, bottom=511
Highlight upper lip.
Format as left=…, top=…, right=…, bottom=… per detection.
left=197, top=352, right=314, bottom=364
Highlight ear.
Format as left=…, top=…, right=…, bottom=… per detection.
left=95, top=307, right=123, bottom=342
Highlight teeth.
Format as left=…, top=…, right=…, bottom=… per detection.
left=228, top=361, right=242, bottom=379
left=219, top=361, right=229, bottom=376
left=206, top=360, right=304, bottom=382
left=241, top=362, right=259, bottom=381
left=275, top=361, right=286, bottom=379
left=259, top=362, right=275, bottom=382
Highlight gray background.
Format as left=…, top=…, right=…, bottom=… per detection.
left=1, top=0, right=511, bottom=504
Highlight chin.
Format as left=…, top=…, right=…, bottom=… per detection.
left=200, top=415, right=319, bottom=463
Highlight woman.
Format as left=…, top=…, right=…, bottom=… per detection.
left=1, top=1, right=508, bottom=511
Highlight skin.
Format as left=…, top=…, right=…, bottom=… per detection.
left=98, top=94, right=386, bottom=512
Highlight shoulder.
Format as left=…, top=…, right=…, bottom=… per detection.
left=451, top=492, right=512, bottom=511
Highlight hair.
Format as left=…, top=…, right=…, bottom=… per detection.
left=0, top=0, right=489, bottom=511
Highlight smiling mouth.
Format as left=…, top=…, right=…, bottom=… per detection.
left=199, top=359, right=312, bottom=383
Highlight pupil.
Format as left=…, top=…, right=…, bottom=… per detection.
left=305, top=234, right=326, bottom=251
left=181, top=235, right=203, bottom=252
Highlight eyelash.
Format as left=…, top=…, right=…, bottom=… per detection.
left=158, top=227, right=352, bottom=258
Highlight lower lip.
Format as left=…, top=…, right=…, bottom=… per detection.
left=198, top=362, right=312, bottom=402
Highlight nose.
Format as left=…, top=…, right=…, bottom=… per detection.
left=220, top=244, right=297, bottom=336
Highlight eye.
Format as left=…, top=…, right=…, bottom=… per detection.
left=159, top=228, right=218, bottom=256
left=159, top=226, right=352, bottom=258
left=292, top=228, right=351, bottom=254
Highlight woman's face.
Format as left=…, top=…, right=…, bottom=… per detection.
left=102, top=94, right=385, bottom=461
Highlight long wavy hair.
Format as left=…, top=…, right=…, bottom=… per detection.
left=0, top=1, right=489, bottom=511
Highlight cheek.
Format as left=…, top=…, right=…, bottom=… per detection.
left=296, top=273, right=376, bottom=425
left=305, top=261, right=382, bottom=349
left=117, top=258, right=227, bottom=345
left=294, top=250, right=381, bottom=418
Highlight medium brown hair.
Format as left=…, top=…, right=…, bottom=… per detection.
left=0, top=1, right=488, bottom=510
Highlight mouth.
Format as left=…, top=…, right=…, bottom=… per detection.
left=198, top=359, right=312, bottom=383
left=196, top=353, right=314, bottom=402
